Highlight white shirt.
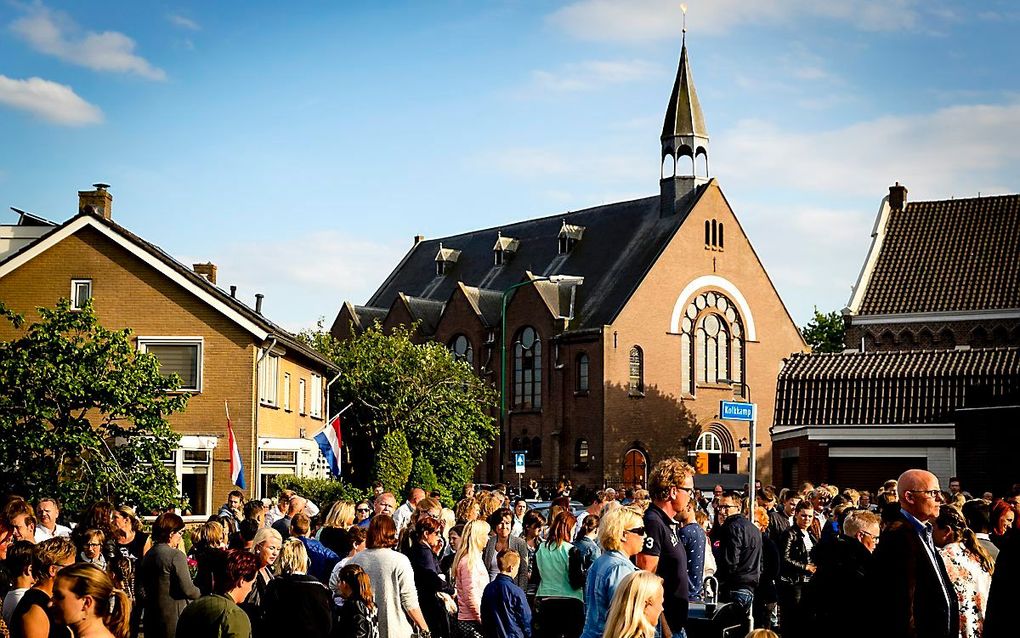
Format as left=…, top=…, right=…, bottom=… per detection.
left=393, top=501, right=414, bottom=534
left=36, top=523, right=72, bottom=541
left=2, top=588, right=28, bottom=624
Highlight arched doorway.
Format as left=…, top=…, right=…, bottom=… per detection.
left=622, top=448, right=648, bottom=489
left=694, top=425, right=737, bottom=474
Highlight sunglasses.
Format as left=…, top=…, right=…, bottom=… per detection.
left=356, top=508, right=370, bottom=513
left=625, top=526, right=646, bottom=536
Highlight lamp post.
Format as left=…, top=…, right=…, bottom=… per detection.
left=499, top=275, right=584, bottom=483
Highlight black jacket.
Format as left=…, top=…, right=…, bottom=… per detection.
left=767, top=510, right=791, bottom=543
left=867, top=511, right=959, bottom=638
left=984, top=531, right=1020, bottom=638
left=714, top=514, right=761, bottom=592
left=807, top=534, right=872, bottom=634
left=778, top=526, right=816, bottom=584
left=263, top=573, right=333, bottom=638
left=757, top=531, right=780, bottom=604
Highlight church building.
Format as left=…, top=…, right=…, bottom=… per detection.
left=332, top=33, right=807, bottom=489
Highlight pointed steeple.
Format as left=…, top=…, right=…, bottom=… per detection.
left=661, top=34, right=708, bottom=141
left=659, top=14, right=710, bottom=218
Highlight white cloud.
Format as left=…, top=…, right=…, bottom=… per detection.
left=11, top=5, right=166, bottom=80
left=167, top=14, right=200, bottom=31
left=548, top=0, right=927, bottom=42
left=529, top=59, right=659, bottom=93
left=0, top=75, right=102, bottom=125
left=715, top=101, right=1020, bottom=199
left=183, top=231, right=406, bottom=333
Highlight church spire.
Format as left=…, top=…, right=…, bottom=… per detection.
left=660, top=6, right=710, bottom=217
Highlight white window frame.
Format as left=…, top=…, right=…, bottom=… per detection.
left=258, top=351, right=279, bottom=407
left=283, top=373, right=292, bottom=411
left=70, top=279, right=92, bottom=310
left=137, top=336, right=204, bottom=392
left=164, top=436, right=216, bottom=518
left=298, top=378, right=307, bottom=415
left=310, top=373, right=322, bottom=418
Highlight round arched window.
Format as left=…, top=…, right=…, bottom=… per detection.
left=449, top=334, right=473, bottom=364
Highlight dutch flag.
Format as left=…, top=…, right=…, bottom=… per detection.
left=315, top=413, right=343, bottom=477
left=227, top=403, right=245, bottom=489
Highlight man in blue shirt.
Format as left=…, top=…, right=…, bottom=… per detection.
left=481, top=550, right=532, bottom=638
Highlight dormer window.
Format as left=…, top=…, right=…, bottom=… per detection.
left=435, top=244, right=461, bottom=276
left=493, top=232, right=519, bottom=266
left=558, top=222, right=585, bottom=255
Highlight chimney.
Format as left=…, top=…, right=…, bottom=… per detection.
left=192, top=262, right=217, bottom=284
left=229, top=285, right=237, bottom=298
left=888, top=182, right=908, bottom=211
left=255, top=293, right=264, bottom=314
left=414, top=235, right=425, bottom=245
left=78, top=183, right=113, bottom=219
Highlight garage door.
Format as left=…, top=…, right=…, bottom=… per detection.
left=828, top=457, right=927, bottom=492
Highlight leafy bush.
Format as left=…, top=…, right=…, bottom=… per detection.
left=374, top=430, right=413, bottom=496
left=408, top=455, right=451, bottom=506
left=271, top=474, right=370, bottom=509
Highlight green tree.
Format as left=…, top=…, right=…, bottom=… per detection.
left=298, top=320, right=498, bottom=500
left=374, top=430, right=413, bottom=494
left=0, top=299, right=188, bottom=513
left=801, top=307, right=846, bottom=353
left=408, top=455, right=444, bottom=503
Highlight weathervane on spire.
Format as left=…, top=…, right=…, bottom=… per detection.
left=681, top=3, right=687, bottom=34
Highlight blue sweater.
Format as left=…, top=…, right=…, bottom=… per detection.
left=480, top=574, right=532, bottom=638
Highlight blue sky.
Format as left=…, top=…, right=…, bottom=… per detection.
left=2, top=1, right=1018, bottom=332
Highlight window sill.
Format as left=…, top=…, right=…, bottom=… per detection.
left=628, top=391, right=645, bottom=398
left=574, top=390, right=589, bottom=397
left=309, top=415, right=323, bottom=421
left=283, top=408, right=292, bottom=413
left=260, top=402, right=279, bottom=410
left=510, top=408, right=543, bottom=415
left=697, top=383, right=736, bottom=391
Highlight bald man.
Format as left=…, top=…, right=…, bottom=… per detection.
left=867, top=469, right=958, bottom=638
left=393, top=488, right=425, bottom=534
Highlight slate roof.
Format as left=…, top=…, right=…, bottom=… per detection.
left=774, top=347, right=1020, bottom=427
left=399, top=294, right=445, bottom=335
left=366, top=185, right=708, bottom=331
left=0, top=211, right=336, bottom=371
left=858, top=194, right=1020, bottom=315
left=662, top=39, right=708, bottom=140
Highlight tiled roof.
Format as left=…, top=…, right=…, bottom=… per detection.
left=774, top=347, right=1020, bottom=426
left=366, top=185, right=708, bottom=330
left=400, top=294, right=445, bottom=335
left=858, top=194, right=1020, bottom=315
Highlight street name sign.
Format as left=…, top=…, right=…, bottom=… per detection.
left=720, top=400, right=756, bottom=422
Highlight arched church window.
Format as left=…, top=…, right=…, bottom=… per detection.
left=513, top=327, right=542, bottom=409
left=680, top=291, right=744, bottom=394
left=576, top=353, right=589, bottom=392
left=449, top=334, right=473, bottom=365
left=629, top=346, right=644, bottom=395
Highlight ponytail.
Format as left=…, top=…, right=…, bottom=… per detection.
left=960, top=528, right=994, bottom=576
left=106, top=588, right=132, bottom=638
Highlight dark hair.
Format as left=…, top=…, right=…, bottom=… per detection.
left=795, top=500, right=814, bottom=513
left=523, top=510, right=546, bottom=530
left=348, top=526, right=367, bottom=547
left=338, top=563, right=375, bottom=611
left=210, top=549, right=259, bottom=594
left=151, top=512, right=185, bottom=543
left=721, top=490, right=741, bottom=501
left=244, top=500, right=265, bottom=520
left=416, top=515, right=443, bottom=538
left=487, top=507, right=513, bottom=530
left=5, top=499, right=36, bottom=529
left=366, top=515, right=398, bottom=549
left=6, top=540, right=34, bottom=575
left=962, top=499, right=991, bottom=533
left=228, top=490, right=244, bottom=500
left=936, top=505, right=994, bottom=575
left=576, top=513, right=600, bottom=540
left=880, top=502, right=901, bottom=526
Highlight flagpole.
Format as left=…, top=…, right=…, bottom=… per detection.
left=325, top=371, right=342, bottom=424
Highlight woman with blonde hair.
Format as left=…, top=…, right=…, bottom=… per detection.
left=579, top=507, right=643, bottom=638
left=108, top=506, right=150, bottom=563
left=241, top=527, right=282, bottom=626
left=933, top=504, right=994, bottom=638
left=263, top=539, right=332, bottom=637
left=601, top=570, right=664, bottom=638
left=51, top=563, right=132, bottom=638
left=453, top=519, right=490, bottom=638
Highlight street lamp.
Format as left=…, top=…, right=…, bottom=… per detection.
left=499, top=275, right=584, bottom=483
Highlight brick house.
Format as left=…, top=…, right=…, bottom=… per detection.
left=772, top=186, right=1020, bottom=492
left=332, top=36, right=806, bottom=490
left=0, top=186, right=337, bottom=516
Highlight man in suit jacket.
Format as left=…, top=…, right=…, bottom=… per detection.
left=868, top=469, right=959, bottom=638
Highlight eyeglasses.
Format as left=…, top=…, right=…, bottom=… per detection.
left=859, top=530, right=879, bottom=544
left=717, top=504, right=740, bottom=511
left=677, top=486, right=696, bottom=497
left=907, top=489, right=943, bottom=499
left=356, top=508, right=370, bottom=513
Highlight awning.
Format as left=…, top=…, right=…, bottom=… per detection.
left=693, top=473, right=749, bottom=492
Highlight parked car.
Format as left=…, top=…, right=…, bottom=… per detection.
left=525, top=500, right=585, bottom=520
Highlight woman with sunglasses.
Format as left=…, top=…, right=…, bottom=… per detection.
left=578, top=507, right=644, bottom=638
left=136, top=513, right=200, bottom=638
left=354, top=501, right=372, bottom=527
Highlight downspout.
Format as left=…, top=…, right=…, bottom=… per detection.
left=254, top=337, right=278, bottom=498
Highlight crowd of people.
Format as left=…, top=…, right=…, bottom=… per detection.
left=0, top=468, right=1018, bottom=638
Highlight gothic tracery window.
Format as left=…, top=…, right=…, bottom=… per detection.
left=680, top=291, right=744, bottom=395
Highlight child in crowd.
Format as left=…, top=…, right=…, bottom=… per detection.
left=334, top=563, right=379, bottom=638
left=78, top=528, right=107, bottom=569
left=480, top=550, right=532, bottom=638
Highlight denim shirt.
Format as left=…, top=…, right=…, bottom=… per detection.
left=578, top=550, right=639, bottom=638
